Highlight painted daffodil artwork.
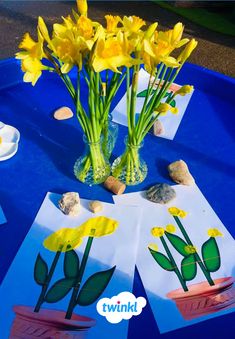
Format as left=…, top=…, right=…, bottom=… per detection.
left=33, top=216, right=118, bottom=319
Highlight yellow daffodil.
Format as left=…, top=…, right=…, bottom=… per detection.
left=175, top=85, right=193, bottom=96
left=207, top=228, right=223, bottom=238
left=148, top=243, right=159, bottom=251
left=158, top=23, right=189, bottom=50
left=43, top=227, right=83, bottom=252
left=177, top=38, right=198, bottom=63
left=78, top=216, right=118, bottom=238
left=77, top=0, right=88, bottom=17
left=16, top=30, right=44, bottom=61
left=151, top=227, right=165, bottom=237
left=168, top=207, right=188, bottom=218
left=21, top=57, right=48, bottom=86
left=92, top=32, right=136, bottom=73
left=105, top=15, right=121, bottom=33
left=155, top=103, right=178, bottom=116
left=165, top=224, right=176, bottom=233
left=122, top=16, right=146, bottom=34
left=184, top=245, right=197, bottom=254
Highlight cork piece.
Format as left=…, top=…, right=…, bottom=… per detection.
left=54, top=106, right=73, bottom=120
left=168, top=160, right=195, bottom=186
left=89, top=200, right=103, bottom=213
left=104, top=176, right=126, bottom=195
left=58, top=192, right=80, bottom=216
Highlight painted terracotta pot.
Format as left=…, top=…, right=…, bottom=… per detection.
left=167, top=277, right=235, bottom=320
left=10, top=306, right=96, bottom=339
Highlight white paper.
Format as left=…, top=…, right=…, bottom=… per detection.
left=112, top=68, right=194, bottom=140
left=0, top=193, right=142, bottom=339
left=0, top=205, right=6, bottom=225
left=113, top=185, right=235, bottom=333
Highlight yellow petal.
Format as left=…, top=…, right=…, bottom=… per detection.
left=165, top=224, right=176, bottom=233
left=151, top=227, right=165, bottom=237
left=77, top=0, right=88, bottom=16
left=43, top=227, right=83, bottom=252
left=168, top=207, right=187, bottom=218
left=177, top=39, right=198, bottom=63
left=61, top=62, right=73, bottom=74
left=78, top=216, right=118, bottom=238
left=148, top=243, right=158, bottom=251
left=19, top=33, right=36, bottom=50
left=207, top=228, right=223, bottom=238
left=38, top=17, right=50, bottom=43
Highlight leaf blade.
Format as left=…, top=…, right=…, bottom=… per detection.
left=34, top=253, right=48, bottom=286
left=45, top=278, right=75, bottom=303
left=165, top=232, right=189, bottom=256
left=149, top=248, right=174, bottom=271
left=181, top=254, right=197, bottom=281
left=202, top=238, right=221, bottom=272
left=64, top=250, right=80, bottom=279
left=77, top=266, right=116, bottom=306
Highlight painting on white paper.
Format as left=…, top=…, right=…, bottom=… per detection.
left=0, top=193, right=142, bottom=339
left=113, top=185, right=235, bottom=333
left=0, top=205, right=6, bottom=225
left=112, top=68, right=194, bottom=140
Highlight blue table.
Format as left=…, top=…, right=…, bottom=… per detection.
left=0, top=58, right=235, bottom=338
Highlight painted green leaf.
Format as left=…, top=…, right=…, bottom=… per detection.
left=137, top=89, right=149, bottom=98
left=45, top=278, right=75, bottom=303
left=181, top=254, right=197, bottom=281
left=34, top=253, right=48, bottom=286
left=165, top=232, right=189, bottom=256
left=77, top=266, right=116, bottom=306
left=149, top=248, right=174, bottom=271
left=202, top=238, right=221, bottom=272
left=170, top=99, right=176, bottom=108
left=64, top=250, right=79, bottom=279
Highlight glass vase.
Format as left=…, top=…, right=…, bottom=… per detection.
left=111, top=137, right=148, bottom=185
left=74, top=135, right=111, bottom=185
left=102, top=114, right=119, bottom=160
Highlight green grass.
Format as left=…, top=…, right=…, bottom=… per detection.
left=154, top=1, right=235, bottom=36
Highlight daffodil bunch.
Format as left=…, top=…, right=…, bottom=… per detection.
left=148, top=207, right=223, bottom=292
left=33, top=216, right=118, bottom=319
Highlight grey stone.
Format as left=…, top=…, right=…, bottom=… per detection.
left=146, top=183, right=176, bottom=204
left=58, top=192, right=80, bottom=216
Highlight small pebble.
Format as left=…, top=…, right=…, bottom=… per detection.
left=58, top=192, right=80, bottom=216
left=146, top=183, right=176, bottom=204
left=152, top=120, right=165, bottom=136
left=54, top=106, right=73, bottom=120
left=89, top=200, right=103, bottom=213
left=168, top=160, right=195, bottom=186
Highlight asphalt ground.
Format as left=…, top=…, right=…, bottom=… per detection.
left=0, top=1, right=234, bottom=77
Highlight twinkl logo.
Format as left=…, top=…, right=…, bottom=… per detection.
left=96, top=292, right=147, bottom=324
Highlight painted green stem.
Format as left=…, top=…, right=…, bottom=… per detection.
left=174, top=216, right=215, bottom=286
left=160, top=237, right=188, bottom=292
left=34, top=250, right=61, bottom=313
left=65, top=233, right=94, bottom=319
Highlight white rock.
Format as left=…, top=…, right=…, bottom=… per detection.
left=152, top=120, right=165, bottom=136
left=58, top=192, right=80, bottom=216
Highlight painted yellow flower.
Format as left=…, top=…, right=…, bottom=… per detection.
left=148, top=243, right=158, bottom=251
left=155, top=103, right=178, bottom=116
left=105, top=15, right=121, bottom=33
left=184, top=245, right=197, bottom=254
left=165, top=224, right=176, bottom=233
left=177, top=38, right=198, bottom=63
left=151, top=227, right=165, bottom=237
left=175, top=85, right=193, bottom=96
left=208, top=228, right=223, bottom=238
left=0, top=136, right=2, bottom=145
left=122, top=16, right=146, bottom=34
left=92, top=32, right=136, bottom=73
left=43, top=227, right=83, bottom=252
left=168, top=207, right=188, bottom=218
left=77, top=0, right=88, bottom=16
left=78, top=216, right=118, bottom=238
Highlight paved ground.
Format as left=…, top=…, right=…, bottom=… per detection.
left=0, top=1, right=234, bottom=77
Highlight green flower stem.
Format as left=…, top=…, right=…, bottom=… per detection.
left=160, top=237, right=188, bottom=292
left=34, top=250, right=61, bottom=313
left=130, top=70, right=139, bottom=138
left=65, top=234, right=94, bottom=319
left=174, top=216, right=215, bottom=286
